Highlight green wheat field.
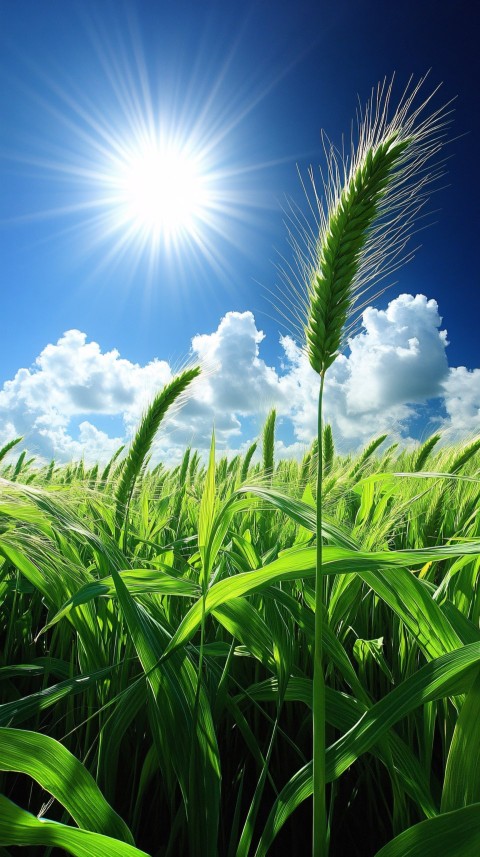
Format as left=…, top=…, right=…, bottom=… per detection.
left=2, top=423, right=480, bottom=856
left=2, top=78, right=480, bottom=857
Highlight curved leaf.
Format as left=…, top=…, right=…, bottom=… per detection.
left=236, top=485, right=358, bottom=548
left=441, top=670, right=480, bottom=811
left=0, top=666, right=114, bottom=727
left=0, top=728, right=133, bottom=843
left=108, top=562, right=221, bottom=855
left=374, top=803, right=480, bottom=856
left=0, top=795, right=149, bottom=857
left=39, top=569, right=199, bottom=635
left=162, top=542, right=480, bottom=661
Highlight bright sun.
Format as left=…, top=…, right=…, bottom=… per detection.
left=116, top=141, right=210, bottom=242
left=11, top=18, right=268, bottom=279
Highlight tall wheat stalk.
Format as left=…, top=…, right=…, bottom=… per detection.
left=293, top=76, right=451, bottom=857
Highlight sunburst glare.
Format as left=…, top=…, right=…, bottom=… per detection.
left=4, top=10, right=285, bottom=294
left=112, top=136, right=213, bottom=245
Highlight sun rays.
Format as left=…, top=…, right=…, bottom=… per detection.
left=2, top=10, right=287, bottom=294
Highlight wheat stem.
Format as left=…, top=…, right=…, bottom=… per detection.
left=313, top=371, right=326, bottom=857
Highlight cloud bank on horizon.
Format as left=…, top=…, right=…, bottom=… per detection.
left=1, top=293, right=479, bottom=465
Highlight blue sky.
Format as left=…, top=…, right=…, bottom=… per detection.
left=1, top=0, right=479, bottom=463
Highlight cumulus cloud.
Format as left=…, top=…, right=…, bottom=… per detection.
left=0, top=311, right=287, bottom=463
left=0, top=330, right=171, bottom=461
left=275, top=294, right=450, bottom=450
left=191, top=311, right=287, bottom=415
left=440, top=367, right=480, bottom=438
left=345, top=294, right=449, bottom=412
left=0, top=294, right=477, bottom=465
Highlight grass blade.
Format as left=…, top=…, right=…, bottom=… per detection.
left=0, top=795, right=149, bottom=857
left=374, top=803, right=480, bottom=856
left=0, top=728, right=133, bottom=842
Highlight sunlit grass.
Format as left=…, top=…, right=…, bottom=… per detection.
left=1, top=422, right=480, bottom=856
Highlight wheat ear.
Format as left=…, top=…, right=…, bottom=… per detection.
left=115, top=366, right=200, bottom=535
left=306, top=136, right=409, bottom=373
left=240, top=441, right=257, bottom=483
left=262, top=409, right=276, bottom=481
left=0, top=437, right=23, bottom=465
left=322, top=424, right=334, bottom=476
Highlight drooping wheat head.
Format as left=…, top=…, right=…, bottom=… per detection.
left=115, top=366, right=200, bottom=533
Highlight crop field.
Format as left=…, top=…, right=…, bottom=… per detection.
left=2, top=419, right=480, bottom=856
left=2, top=73, right=479, bottom=857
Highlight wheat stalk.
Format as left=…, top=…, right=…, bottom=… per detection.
left=300, top=76, right=452, bottom=857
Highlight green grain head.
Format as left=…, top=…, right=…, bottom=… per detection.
left=306, top=136, right=409, bottom=374
left=262, top=409, right=276, bottom=480
left=322, top=423, right=334, bottom=475
left=115, top=365, right=200, bottom=531
left=294, top=76, right=451, bottom=377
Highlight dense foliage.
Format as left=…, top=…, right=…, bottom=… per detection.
left=2, top=424, right=480, bottom=856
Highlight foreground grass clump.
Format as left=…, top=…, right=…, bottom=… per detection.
left=2, top=427, right=480, bottom=857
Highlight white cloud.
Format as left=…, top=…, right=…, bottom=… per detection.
left=440, top=367, right=480, bottom=438
left=36, top=421, right=125, bottom=464
left=191, top=310, right=288, bottom=415
left=149, top=311, right=293, bottom=457
left=0, top=295, right=478, bottom=465
left=0, top=329, right=171, bottom=461
left=275, top=294, right=450, bottom=451
left=345, top=294, right=449, bottom=413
